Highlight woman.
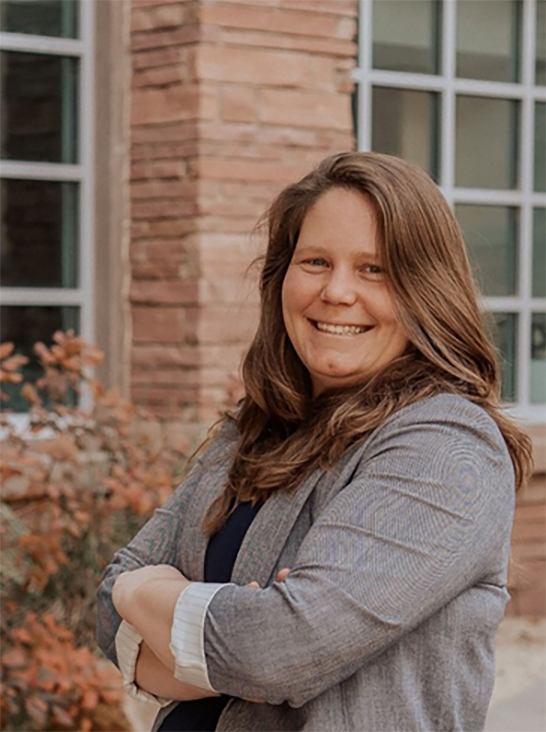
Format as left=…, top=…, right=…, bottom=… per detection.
left=97, top=152, right=532, bottom=732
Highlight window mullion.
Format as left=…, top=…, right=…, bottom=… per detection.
left=516, top=0, right=538, bottom=408
left=0, top=161, right=82, bottom=181
left=483, top=296, right=546, bottom=311
left=0, top=289, right=82, bottom=306
left=77, top=0, right=95, bottom=350
left=440, top=0, right=456, bottom=197
left=453, top=189, right=524, bottom=205
left=0, top=31, right=82, bottom=56
left=366, top=70, right=444, bottom=90
left=357, top=0, right=374, bottom=151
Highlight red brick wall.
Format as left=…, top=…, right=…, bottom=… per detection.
left=129, top=0, right=203, bottom=440
left=128, top=0, right=357, bottom=442
left=508, top=428, right=546, bottom=617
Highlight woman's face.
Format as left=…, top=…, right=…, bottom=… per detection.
left=281, top=187, right=409, bottom=395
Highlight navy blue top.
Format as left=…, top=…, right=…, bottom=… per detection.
left=158, top=501, right=262, bottom=732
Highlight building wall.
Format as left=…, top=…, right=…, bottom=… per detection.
left=508, top=428, right=546, bottom=617
left=128, top=0, right=356, bottom=444
left=122, top=0, right=544, bottom=616
left=129, top=0, right=203, bottom=441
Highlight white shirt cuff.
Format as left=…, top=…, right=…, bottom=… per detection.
left=170, top=582, right=232, bottom=691
left=115, top=620, right=171, bottom=707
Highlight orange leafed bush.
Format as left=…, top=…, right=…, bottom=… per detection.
left=1, top=612, right=127, bottom=731
left=1, top=332, right=191, bottom=731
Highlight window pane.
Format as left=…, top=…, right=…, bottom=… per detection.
left=0, top=179, right=79, bottom=288
left=531, top=313, right=546, bottom=403
left=489, top=312, right=518, bottom=402
left=0, top=0, right=78, bottom=38
left=535, top=102, right=546, bottom=192
left=537, top=0, right=546, bottom=85
left=0, top=51, right=78, bottom=164
left=456, top=0, right=520, bottom=82
left=372, top=0, right=440, bottom=74
left=372, top=87, right=439, bottom=180
left=0, top=305, right=79, bottom=411
left=456, top=96, right=518, bottom=189
left=456, top=205, right=517, bottom=296
left=533, top=209, right=546, bottom=297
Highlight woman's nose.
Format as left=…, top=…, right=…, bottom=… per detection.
left=320, top=271, right=358, bottom=305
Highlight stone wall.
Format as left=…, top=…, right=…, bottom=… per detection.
left=508, top=427, right=546, bottom=617
left=508, top=472, right=546, bottom=616
left=127, top=0, right=356, bottom=442
left=129, top=0, right=203, bottom=440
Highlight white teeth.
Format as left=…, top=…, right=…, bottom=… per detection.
left=315, top=322, right=368, bottom=335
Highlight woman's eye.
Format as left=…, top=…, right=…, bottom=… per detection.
left=303, top=258, right=328, bottom=267
left=362, top=264, right=384, bottom=277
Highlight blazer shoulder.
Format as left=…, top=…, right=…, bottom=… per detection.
left=362, top=393, right=512, bottom=470
left=195, top=417, right=240, bottom=466
left=383, top=393, right=505, bottom=437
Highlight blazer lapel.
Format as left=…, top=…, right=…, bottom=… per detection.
left=230, top=466, right=324, bottom=587
left=181, top=433, right=369, bottom=585
left=179, top=455, right=232, bottom=581
left=230, top=437, right=371, bottom=587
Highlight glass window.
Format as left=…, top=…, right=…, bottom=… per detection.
left=491, top=312, right=518, bottom=402
left=356, top=0, right=543, bottom=411
left=537, top=0, right=546, bottom=85
left=372, top=0, right=440, bottom=75
left=0, top=51, right=78, bottom=164
left=0, top=0, right=90, bottom=415
left=531, top=313, right=546, bottom=403
left=0, top=179, right=79, bottom=288
left=0, top=0, right=78, bottom=38
left=456, top=205, right=518, bottom=297
left=372, top=87, right=440, bottom=179
left=533, top=209, right=546, bottom=298
left=456, top=0, right=520, bottom=82
left=456, top=96, right=518, bottom=189
left=534, top=102, right=545, bottom=193
left=0, top=305, right=80, bottom=410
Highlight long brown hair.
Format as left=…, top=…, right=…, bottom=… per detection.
left=204, top=152, right=532, bottom=534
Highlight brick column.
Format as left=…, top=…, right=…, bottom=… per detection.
left=128, top=0, right=357, bottom=442
left=508, top=428, right=546, bottom=616
left=129, top=0, right=203, bottom=440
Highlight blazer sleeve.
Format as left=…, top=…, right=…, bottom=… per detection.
left=200, top=397, right=515, bottom=707
left=95, top=423, right=236, bottom=666
left=95, top=461, right=203, bottom=666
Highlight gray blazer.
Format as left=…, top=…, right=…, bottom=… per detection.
left=96, top=394, right=515, bottom=731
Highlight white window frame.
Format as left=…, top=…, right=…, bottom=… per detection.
left=353, top=0, right=546, bottom=424
left=0, top=0, right=95, bottom=360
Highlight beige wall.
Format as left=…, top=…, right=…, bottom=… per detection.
left=94, top=0, right=132, bottom=395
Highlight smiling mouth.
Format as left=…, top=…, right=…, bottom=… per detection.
left=312, top=321, right=373, bottom=336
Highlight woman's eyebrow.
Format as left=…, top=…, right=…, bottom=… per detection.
left=295, top=245, right=381, bottom=261
left=294, top=245, right=329, bottom=254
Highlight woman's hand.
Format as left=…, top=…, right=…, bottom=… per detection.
left=113, top=566, right=220, bottom=701
left=113, top=565, right=291, bottom=704
left=113, top=564, right=190, bottom=623
left=113, top=564, right=191, bottom=672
